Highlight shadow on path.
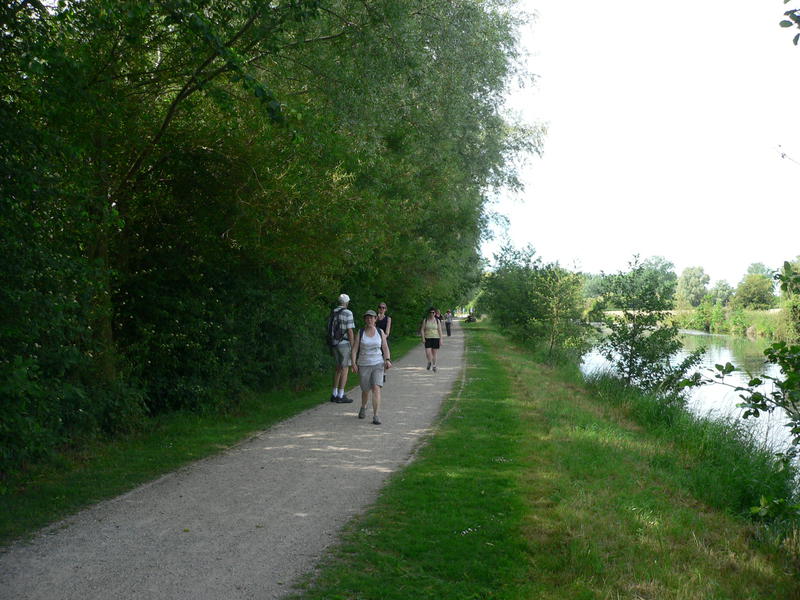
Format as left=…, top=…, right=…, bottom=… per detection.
left=0, top=323, right=465, bottom=600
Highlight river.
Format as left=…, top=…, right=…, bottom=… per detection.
left=581, top=330, right=792, bottom=453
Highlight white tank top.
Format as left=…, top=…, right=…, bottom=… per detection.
left=358, top=328, right=383, bottom=366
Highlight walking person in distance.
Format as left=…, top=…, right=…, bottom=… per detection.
left=420, top=307, right=443, bottom=372
left=351, top=310, right=392, bottom=424
left=444, top=309, right=453, bottom=337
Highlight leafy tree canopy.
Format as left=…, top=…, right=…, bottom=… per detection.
left=676, top=266, right=710, bottom=308
left=734, top=274, right=776, bottom=310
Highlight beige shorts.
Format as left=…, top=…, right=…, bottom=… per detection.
left=332, top=342, right=351, bottom=367
left=358, top=363, right=384, bottom=390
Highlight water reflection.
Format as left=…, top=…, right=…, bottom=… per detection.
left=582, top=331, right=791, bottom=453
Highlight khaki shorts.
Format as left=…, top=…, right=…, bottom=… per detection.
left=332, top=342, right=351, bottom=367
left=358, top=363, right=384, bottom=390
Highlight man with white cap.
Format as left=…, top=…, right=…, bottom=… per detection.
left=329, top=293, right=355, bottom=403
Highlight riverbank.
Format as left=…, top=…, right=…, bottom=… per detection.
left=296, top=322, right=799, bottom=598
left=671, top=306, right=798, bottom=341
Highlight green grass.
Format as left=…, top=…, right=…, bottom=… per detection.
left=292, top=323, right=533, bottom=599
left=292, top=322, right=799, bottom=599
left=584, top=373, right=797, bottom=518
left=4, top=325, right=799, bottom=597
left=0, top=336, right=419, bottom=545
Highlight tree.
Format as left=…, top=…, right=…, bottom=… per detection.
left=733, top=274, right=776, bottom=309
left=747, top=263, right=773, bottom=277
left=480, top=245, right=543, bottom=335
left=599, top=257, right=702, bottom=394
left=530, top=265, right=590, bottom=361
left=708, top=280, right=734, bottom=306
left=675, top=266, right=710, bottom=308
left=641, top=256, right=678, bottom=304
left=480, top=245, right=590, bottom=362
left=582, top=273, right=605, bottom=299
left=1, top=0, right=536, bottom=471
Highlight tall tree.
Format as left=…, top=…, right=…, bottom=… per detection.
left=747, top=263, right=773, bottom=277
left=676, top=266, right=710, bottom=308
left=1, top=0, right=536, bottom=470
left=734, top=274, right=776, bottom=310
left=707, top=280, right=734, bottom=306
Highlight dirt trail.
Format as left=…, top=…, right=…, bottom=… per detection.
left=0, top=323, right=464, bottom=600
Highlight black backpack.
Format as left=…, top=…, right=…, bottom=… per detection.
left=326, top=307, right=346, bottom=347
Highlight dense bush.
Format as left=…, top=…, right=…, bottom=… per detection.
left=479, top=245, right=591, bottom=362
left=0, top=0, right=533, bottom=473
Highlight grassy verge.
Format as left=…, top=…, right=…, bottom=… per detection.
left=293, top=322, right=799, bottom=599
left=0, top=336, right=419, bottom=546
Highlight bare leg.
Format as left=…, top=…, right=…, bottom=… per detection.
left=361, top=388, right=369, bottom=409
left=336, top=365, right=350, bottom=394
left=371, top=385, right=381, bottom=417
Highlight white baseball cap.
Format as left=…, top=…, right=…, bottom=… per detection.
left=338, top=293, right=350, bottom=304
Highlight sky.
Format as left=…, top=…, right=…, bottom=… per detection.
left=482, top=0, right=800, bottom=286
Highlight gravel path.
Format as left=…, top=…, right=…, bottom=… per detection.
left=0, top=323, right=464, bottom=600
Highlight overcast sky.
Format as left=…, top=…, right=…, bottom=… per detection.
left=483, top=0, right=800, bottom=285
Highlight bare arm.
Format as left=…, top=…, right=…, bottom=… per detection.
left=385, top=316, right=392, bottom=337
left=350, top=332, right=359, bottom=372
left=381, top=331, right=392, bottom=370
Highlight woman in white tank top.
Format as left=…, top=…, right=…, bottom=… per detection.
left=350, top=310, right=392, bottom=424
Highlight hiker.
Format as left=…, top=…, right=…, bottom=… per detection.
left=329, top=293, right=355, bottom=403
left=351, top=310, right=392, bottom=425
left=420, top=307, right=443, bottom=372
left=376, top=302, right=392, bottom=337
left=444, top=310, right=453, bottom=336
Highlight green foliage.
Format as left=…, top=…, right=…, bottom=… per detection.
left=480, top=245, right=591, bottom=362
left=678, top=297, right=727, bottom=332
left=708, top=279, right=734, bottom=306
left=675, top=266, right=710, bottom=308
left=707, top=262, right=800, bottom=463
left=0, top=0, right=534, bottom=473
left=780, top=1, right=800, bottom=46
left=747, top=262, right=773, bottom=277
left=734, top=273, right=776, bottom=309
left=640, top=255, right=678, bottom=304
left=581, top=272, right=605, bottom=299
left=599, top=257, right=703, bottom=395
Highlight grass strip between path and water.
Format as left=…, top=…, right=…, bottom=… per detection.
left=293, top=323, right=799, bottom=599
left=0, top=337, right=420, bottom=546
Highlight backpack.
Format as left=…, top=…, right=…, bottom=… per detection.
left=326, top=307, right=346, bottom=347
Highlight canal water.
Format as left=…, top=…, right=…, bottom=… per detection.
left=582, top=330, right=792, bottom=453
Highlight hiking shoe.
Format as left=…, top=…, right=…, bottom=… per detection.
left=358, top=406, right=366, bottom=419
left=372, top=416, right=381, bottom=425
left=329, top=395, right=338, bottom=402
left=426, top=362, right=431, bottom=370
left=432, top=365, right=437, bottom=372
left=336, top=395, right=354, bottom=403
